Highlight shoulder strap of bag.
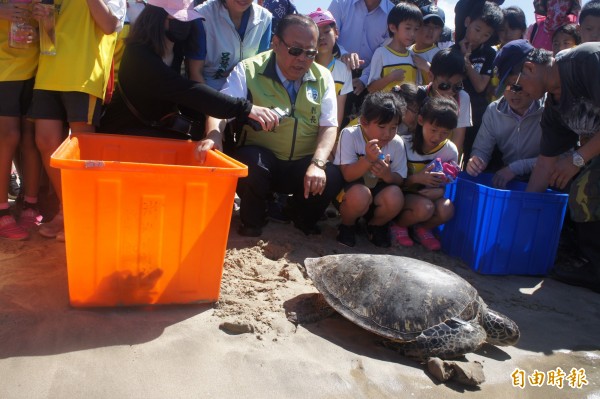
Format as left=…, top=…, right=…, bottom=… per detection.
left=117, top=81, right=160, bottom=127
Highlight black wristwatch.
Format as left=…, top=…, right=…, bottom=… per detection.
left=311, top=158, right=327, bottom=170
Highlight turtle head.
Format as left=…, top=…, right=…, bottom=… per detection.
left=480, top=308, right=520, bottom=346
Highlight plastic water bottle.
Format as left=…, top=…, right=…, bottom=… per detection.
left=8, top=0, right=36, bottom=49
left=364, top=153, right=385, bottom=189
left=38, top=0, right=56, bottom=55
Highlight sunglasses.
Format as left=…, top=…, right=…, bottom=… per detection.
left=509, top=72, right=523, bottom=93
left=278, top=36, right=318, bottom=59
left=437, top=81, right=464, bottom=93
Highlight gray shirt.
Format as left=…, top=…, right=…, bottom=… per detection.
left=472, top=97, right=544, bottom=176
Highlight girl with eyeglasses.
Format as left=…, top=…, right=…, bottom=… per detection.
left=391, top=96, right=459, bottom=251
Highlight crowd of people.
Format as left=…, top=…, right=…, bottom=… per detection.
left=1, top=0, right=599, bottom=292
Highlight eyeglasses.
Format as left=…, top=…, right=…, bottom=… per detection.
left=509, top=72, right=523, bottom=93
left=277, top=36, right=318, bottom=59
left=437, top=81, right=464, bottom=93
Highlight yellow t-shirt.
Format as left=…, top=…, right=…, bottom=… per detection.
left=0, top=0, right=39, bottom=81
left=34, top=0, right=117, bottom=99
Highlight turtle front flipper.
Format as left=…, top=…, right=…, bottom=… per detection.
left=480, top=308, right=520, bottom=346
left=386, top=318, right=487, bottom=360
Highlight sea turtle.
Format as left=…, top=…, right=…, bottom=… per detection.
left=301, top=254, right=520, bottom=360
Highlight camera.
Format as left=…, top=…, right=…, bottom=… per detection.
left=247, top=107, right=289, bottom=131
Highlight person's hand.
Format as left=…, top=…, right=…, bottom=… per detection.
left=248, top=105, right=280, bottom=132
left=466, top=155, right=487, bottom=176
left=371, top=154, right=392, bottom=182
left=31, top=0, right=52, bottom=21
left=492, top=166, right=516, bottom=189
left=459, top=39, right=471, bottom=56
left=195, top=137, right=221, bottom=164
left=340, top=53, right=364, bottom=70
left=352, top=78, right=366, bottom=96
left=417, top=163, right=446, bottom=188
left=304, top=164, right=327, bottom=198
left=0, top=2, right=31, bottom=22
left=389, top=69, right=406, bottom=83
left=549, top=156, right=580, bottom=189
left=412, top=54, right=429, bottom=72
left=364, top=139, right=382, bottom=163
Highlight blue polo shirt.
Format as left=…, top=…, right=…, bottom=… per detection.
left=328, top=0, right=394, bottom=68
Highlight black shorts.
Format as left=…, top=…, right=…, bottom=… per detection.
left=28, top=89, right=103, bottom=126
left=335, top=180, right=395, bottom=222
left=0, top=79, right=34, bottom=117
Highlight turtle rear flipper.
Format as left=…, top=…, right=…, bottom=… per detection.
left=480, top=308, right=520, bottom=346
left=284, top=293, right=336, bottom=324
left=386, top=319, right=487, bottom=360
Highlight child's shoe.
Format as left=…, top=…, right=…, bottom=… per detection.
left=414, top=226, right=441, bottom=251
left=337, top=224, right=356, bottom=247
left=39, top=212, right=64, bottom=239
left=367, top=224, right=391, bottom=248
left=0, top=214, right=29, bottom=241
left=18, top=203, right=42, bottom=231
left=390, top=225, right=414, bottom=247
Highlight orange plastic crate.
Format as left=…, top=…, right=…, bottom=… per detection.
left=50, top=133, right=247, bottom=307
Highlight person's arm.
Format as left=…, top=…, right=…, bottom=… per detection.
left=508, top=157, right=537, bottom=176
left=465, top=61, right=491, bottom=93
left=526, top=155, right=557, bottom=192
left=196, top=116, right=227, bottom=163
left=336, top=94, right=347, bottom=129
left=186, top=19, right=207, bottom=83
left=549, top=132, right=600, bottom=189
left=86, top=0, right=124, bottom=34
left=304, top=125, right=338, bottom=198
left=258, top=22, right=272, bottom=52
left=466, top=104, right=496, bottom=173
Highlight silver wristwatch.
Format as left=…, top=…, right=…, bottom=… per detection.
left=572, top=151, right=585, bottom=168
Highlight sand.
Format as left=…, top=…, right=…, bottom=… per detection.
left=0, top=214, right=599, bottom=398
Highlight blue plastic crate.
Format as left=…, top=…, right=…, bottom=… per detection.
left=439, top=173, right=568, bottom=275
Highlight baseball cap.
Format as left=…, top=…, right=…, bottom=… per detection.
left=493, top=39, right=534, bottom=96
left=146, top=0, right=201, bottom=21
left=420, top=4, right=445, bottom=25
left=309, top=8, right=337, bottom=27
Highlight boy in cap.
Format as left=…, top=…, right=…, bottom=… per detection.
left=411, top=3, right=445, bottom=85
left=494, top=39, right=600, bottom=293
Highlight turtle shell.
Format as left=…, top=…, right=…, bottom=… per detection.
left=304, top=254, right=481, bottom=341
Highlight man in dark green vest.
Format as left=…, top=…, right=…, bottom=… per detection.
left=198, top=14, right=343, bottom=237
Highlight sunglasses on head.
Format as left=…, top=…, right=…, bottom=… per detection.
left=278, top=36, right=318, bottom=59
left=509, top=72, right=523, bottom=93
left=437, top=81, right=464, bottom=93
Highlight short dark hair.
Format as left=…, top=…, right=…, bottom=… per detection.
left=361, top=91, right=404, bottom=125
left=126, top=5, right=169, bottom=58
left=430, top=48, right=465, bottom=78
left=502, top=6, right=526, bottom=32
left=580, top=0, right=600, bottom=25
left=468, top=1, right=503, bottom=32
left=275, top=14, right=318, bottom=39
left=412, top=96, right=458, bottom=155
left=391, top=83, right=420, bottom=113
left=387, top=2, right=423, bottom=37
left=552, top=23, right=581, bottom=45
